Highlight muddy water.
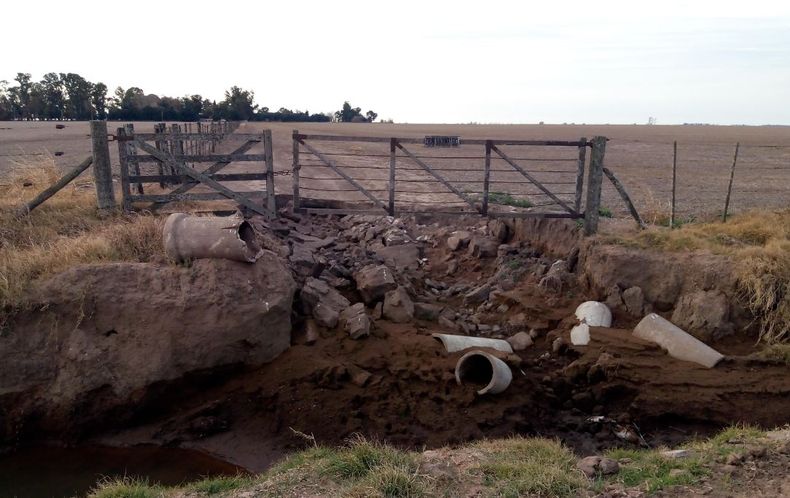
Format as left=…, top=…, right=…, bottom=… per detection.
left=0, top=445, right=246, bottom=498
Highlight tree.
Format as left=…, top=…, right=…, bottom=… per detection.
left=11, top=73, right=32, bottom=119
left=220, top=86, right=257, bottom=120
left=0, top=80, right=13, bottom=120
left=334, top=101, right=362, bottom=122
left=365, top=110, right=378, bottom=123
left=40, top=73, right=66, bottom=119
left=61, top=73, right=93, bottom=120
left=180, top=94, right=204, bottom=121
left=91, top=82, right=108, bottom=119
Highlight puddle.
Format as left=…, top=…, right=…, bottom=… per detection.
left=0, top=445, right=246, bottom=498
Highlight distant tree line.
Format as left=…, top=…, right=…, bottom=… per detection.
left=0, top=73, right=378, bottom=123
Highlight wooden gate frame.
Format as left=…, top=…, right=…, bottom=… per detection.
left=292, top=131, right=606, bottom=233
left=117, top=126, right=276, bottom=218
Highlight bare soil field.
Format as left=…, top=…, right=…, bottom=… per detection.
left=1, top=121, right=788, bottom=220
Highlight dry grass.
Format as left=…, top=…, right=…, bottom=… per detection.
left=0, top=159, right=164, bottom=311
left=604, top=209, right=790, bottom=343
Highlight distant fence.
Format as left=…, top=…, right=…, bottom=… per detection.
left=600, top=140, right=790, bottom=225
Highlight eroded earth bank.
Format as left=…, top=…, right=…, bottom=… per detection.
left=1, top=213, right=788, bottom=473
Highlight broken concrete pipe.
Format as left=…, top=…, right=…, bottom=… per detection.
left=571, top=301, right=612, bottom=346
left=633, top=313, right=724, bottom=368
left=432, top=333, right=513, bottom=353
left=455, top=350, right=513, bottom=395
left=163, top=213, right=264, bottom=264
left=575, top=301, right=613, bottom=327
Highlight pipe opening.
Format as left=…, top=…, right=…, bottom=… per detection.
left=457, top=353, right=494, bottom=386
left=238, top=221, right=256, bottom=244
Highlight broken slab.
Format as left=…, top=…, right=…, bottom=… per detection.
left=383, top=286, right=415, bottom=323
left=355, top=265, right=398, bottom=304
left=300, top=277, right=351, bottom=328
left=446, top=230, right=472, bottom=251
left=340, top=303, right=371, bottom=339
left=467, top=237, right=498, bottom=258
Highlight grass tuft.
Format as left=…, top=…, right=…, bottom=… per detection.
left=88, top=476, right=165, bottom=498
left=752, top=343, right=790, bottom=365
left=471, top=436, right=584, bottom=498
left=188, top=474, right=253, bottom=495
left=324, top=435, right=415, bottom=480
left=487, top=191, right=533, bottom=209
left=0, top=162, right=164, bottom=311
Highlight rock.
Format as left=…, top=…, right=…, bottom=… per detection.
left=725, top=452, right=743, bottom=466
left=354, top=265, right=397, bottom=304
left=304, top=319, right=320, bottom=344
left=671, top=290, right=731, bottom=341
left=576, top=456, right=619, bottom=477
left=599, top=458, right=620, bottom=475
left=383, top=286, right=415, bottom=323
left=496, top=304, right=509, bottom=314
left=661, top=449, right=692, bottom=459
left=604, top=285, right=624, bottom=310
left=463, top=284, right=491, bottom=306
left=373, top=243, right=421, bottom=271
left=372, top=302, right=383, bottom=320
left=576, top=456, right=600, bottom=477
left=438, top=315, right=460, bottom=332
left=340, top=303, right=371, bottom=339
left=552, top=337, right=567, bottom=354
left=622, top=286, right=646, bottom=316
left=539, top=260, right=570, bottom=293
left=507, top=331, right=534, bottom=351
left=509, top=313, right=527, bottom=328
left=445, top=259, right=459, bottom=276
left=348, top=365, right=372, bottom=387
left=414, top=302, right=443, bottom=321
left=488, top=219, right=509, bottom=243
left=446, top=230, right=472, bottom=251
left=289, top=243, right=317, bottom=276
left=300, top=277, right=351, bottom=328
left=467, top=237, right=499, bottom=258
left=0, top=254, right=295, bottom=440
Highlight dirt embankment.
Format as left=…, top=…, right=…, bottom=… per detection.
left=1, top=212, right=787, bottom=473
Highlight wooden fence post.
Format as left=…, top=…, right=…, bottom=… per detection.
left=722, top=142, right=740, bottom=222
left=90, top=120, right=115, bottom=210
left=125, top=123, right=143, bottom=194
left=263, top=129, right=276, bottom=218
left=574, top=137, right=587, bottom=213
left=583, top=136, right=606, bottom=235
left=389, top=138, right=397, bottom=216
left=482, top=140, right=492, bottom=216
left=671, top=140, right=677, bottom=228
left=117, top=127, right=133, bottom=212
left=292, top=130, right=300, bottom=210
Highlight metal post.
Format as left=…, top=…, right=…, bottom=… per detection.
left=574, top=137, right=587, bottom=213
left=671, top=140, right=677, bottom=228
left=90, top=120, right=115, bottom=210
left=482, top=140, right=492, bottom=216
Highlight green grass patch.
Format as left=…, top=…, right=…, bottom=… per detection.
left=323, top=436, right=416, bottom=480
left=88, top=477, right=166, bottom=498
left=188, top=474, right=253, bottom=495
left=598, top=206, right=613, bottom=218
left=602, top=447, right=708, bottom=494
left=471, top=436, right=584, bottom=498
left=487, top=191, right=533, bottom=209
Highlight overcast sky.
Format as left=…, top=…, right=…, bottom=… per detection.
left=2, top=0, right=789, bottom=124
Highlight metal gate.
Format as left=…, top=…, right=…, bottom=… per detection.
left=116, top=125, right=276, bottom=218
left=291, top=131, right=607, bottom=232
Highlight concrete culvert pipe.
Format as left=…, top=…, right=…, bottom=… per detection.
left=633, top=313, right=724, bottom=368
left=454, top=350, right=513, bottom=395
left=163, top=213, right=264, bottom=263
left=575, top=301, right=612, bottom=327
left=432, top=333, right=513, bottom=353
